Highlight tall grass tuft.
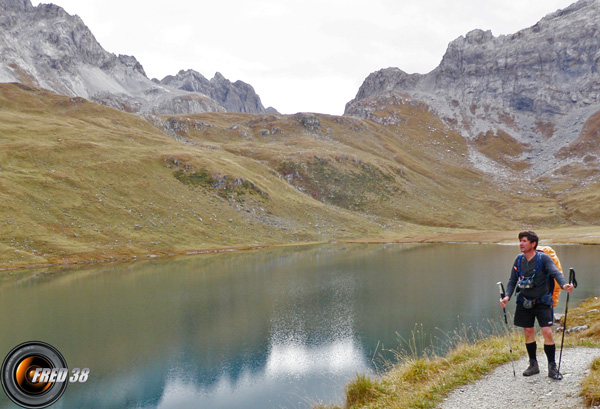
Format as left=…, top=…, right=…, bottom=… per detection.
left=345, top=374, right=379, bottom=408
left=581, top=357, right=600, bottom=406
left=342, top=320, right=523, bottom=409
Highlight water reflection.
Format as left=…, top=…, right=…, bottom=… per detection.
left=0, top=243, right=598, bottom=409
left=153, top=338, right=370, bottom=409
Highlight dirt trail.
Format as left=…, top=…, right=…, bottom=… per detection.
left=437, top=347, right=600, bottom=409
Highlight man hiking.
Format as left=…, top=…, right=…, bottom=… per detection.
left=499, top=231, right=574, bottom=379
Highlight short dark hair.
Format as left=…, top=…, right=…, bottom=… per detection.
left=518, top=230, right=539, bottom=249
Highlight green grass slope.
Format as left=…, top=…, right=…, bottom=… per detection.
left=157, top=99, right=564, bottom=228
left=0, top=83, right=587, bottom=268
left=0, top=84, right=389, bottom=268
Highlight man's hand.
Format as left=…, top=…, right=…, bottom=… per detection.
left=562, top=283, right=574, bottom=293
left=500, top=296, right=510, bottom=309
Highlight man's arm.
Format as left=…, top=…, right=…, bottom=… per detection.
left=542, top=253, right=565, bottom=285
left=542, top=253, right=573, bottom=291
left=500, top=258, right=519, bottom=308
left=505, top=258, right=519, bottom=298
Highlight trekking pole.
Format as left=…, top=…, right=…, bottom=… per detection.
left=497, top=282, right=516, bottom=377
left=557, top=268, right=578, bottom=377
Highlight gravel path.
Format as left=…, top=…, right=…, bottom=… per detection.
left=437, top=347, right=600, bottom=409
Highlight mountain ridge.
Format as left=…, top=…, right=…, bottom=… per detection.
left=158, top=70, right=271, bottom=114
left=0, top=0, right=270, bottom=114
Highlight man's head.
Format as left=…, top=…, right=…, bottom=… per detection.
left=518, top=230, right=539, bottom=251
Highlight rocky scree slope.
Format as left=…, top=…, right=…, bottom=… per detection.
left=0, top=0, right=268, bottom=115
left=346, top=0, right=600, bottom=179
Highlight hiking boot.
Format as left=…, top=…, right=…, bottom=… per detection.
left=523, top=359, right=540, bottom=376
left=548, top=362, right=563, bottom=380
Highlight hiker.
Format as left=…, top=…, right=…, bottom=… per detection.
left=499, top=231, right=574, bottom=378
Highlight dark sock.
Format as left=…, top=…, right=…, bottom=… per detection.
left=544, top=343, right=556, bottom=364
left=526, top=342, right=537, bottom=361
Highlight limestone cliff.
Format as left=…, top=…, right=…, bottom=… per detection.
left=346, top=0, right=600, bottom=176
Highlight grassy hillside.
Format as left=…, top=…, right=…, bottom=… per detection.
left=0, top=84, right=388, bottom=268
left=157, top=102, right=564, bottom=228
left=0, top=84, right=595, bottom=269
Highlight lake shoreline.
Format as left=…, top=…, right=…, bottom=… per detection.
left=342, top=225, right=600, bottom=246
left=340, top=296, right=600, bottom=409
left=2, top=226, right=599, bottom=273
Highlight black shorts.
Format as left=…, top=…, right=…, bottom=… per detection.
left=514, top=300, right=554, bottom=328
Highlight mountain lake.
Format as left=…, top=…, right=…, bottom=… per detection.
left=1, top=243, right=598, bottom=409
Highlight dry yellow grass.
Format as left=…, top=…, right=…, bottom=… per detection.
left=564, top=296, right=600, bottom=343
left=581, top=357, right=600, bottom=406
left=334, top=297, right=600, bottom=409
left=0, top=84, right=386, bottom=268
left=160, top=103, right=567, bottom=229
left=2, top=83, right=600, bottom=270
left=474, top=129, right=532, bottom=171
left=341, top=330, right=524, bottom=409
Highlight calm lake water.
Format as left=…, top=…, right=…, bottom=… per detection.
left=0, top=243, right=598, bottom=409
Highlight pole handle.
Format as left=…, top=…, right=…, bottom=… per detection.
left=569, top=268, right=578, bottom=288
left=497, top=281, right=506, bottom=299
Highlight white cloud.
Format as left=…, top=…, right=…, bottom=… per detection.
left=37, top=0, right=577, bottom=114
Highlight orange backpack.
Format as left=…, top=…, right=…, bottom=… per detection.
left=513, top=245, right=563, bottom=307
left=537, top=246, right=563, bottom=308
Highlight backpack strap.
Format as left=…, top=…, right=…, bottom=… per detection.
left=513, top=254, right=524, bottom=279
left=535, top=251, right=555, bottom=301
left=514, top=252, right=542, bottom=278
left=535, top=250, right=543, bottom=275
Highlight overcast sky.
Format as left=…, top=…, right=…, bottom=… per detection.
left=37, top=0, right=576, bottom=115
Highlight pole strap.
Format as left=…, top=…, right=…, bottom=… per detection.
left=569, top=268, right=578, bottom=288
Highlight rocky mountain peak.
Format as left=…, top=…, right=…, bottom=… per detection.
left=212, top=72, right=227, bottom=82
left=344, top=67, right=422, bottom=112
left=463, top=29, right=494, bottom=45
left=160, top=69, right=267, bottom=114
left=0, top=0, right=272, bottom=115
left=437, top=0, right=599, bottom=117
left=346, top=0, right=600, bottom=177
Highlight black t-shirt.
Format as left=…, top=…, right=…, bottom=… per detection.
left=506, top=252, right=566, bottom=300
